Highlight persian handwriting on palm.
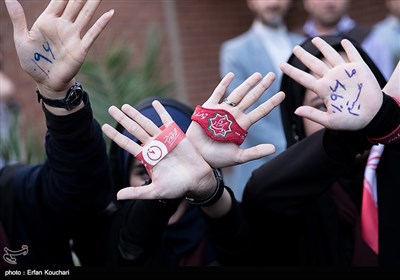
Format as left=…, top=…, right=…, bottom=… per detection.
left=328, top=68, right=363, bottom=116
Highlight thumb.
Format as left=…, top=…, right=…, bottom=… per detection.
left=5, top=0, right=28, bottom=45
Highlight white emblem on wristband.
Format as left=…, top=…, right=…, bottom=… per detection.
left=141, top=140, right=168, bottom=166
left=136, top=122, right=185, bottom=175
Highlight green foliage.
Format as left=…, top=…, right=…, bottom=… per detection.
left=78, top=29, right=174, bottom=150
left=0, top=105, right=45, bottom=165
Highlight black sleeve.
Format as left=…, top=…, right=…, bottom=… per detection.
left=242, top=128, right=367, bottom=217
left=40, top=96, right=113, bottom=220
left=363, top=93, right=400, bottom=149
left=116, top=199, right=180, bottom=265
left=202, top=187, right=253, bottom=265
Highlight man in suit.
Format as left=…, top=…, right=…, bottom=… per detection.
left=372, top=0, right=400, bottom=72
left=219, top=0, right=304, bottom=201
left=302, top=0, right=393, bottom=80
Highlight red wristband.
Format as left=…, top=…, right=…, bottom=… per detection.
left=136, top=122, right=185, bottom=175
left=191, top=105, right=248, bottom=145
left=368, top=124, right=400, bottom=145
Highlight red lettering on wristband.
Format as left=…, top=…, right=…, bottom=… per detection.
left=368, top=124, right=400, bottom=145
left=136, top=122, right=185, bottom=175
left=191, top=105, right=248, bottom=145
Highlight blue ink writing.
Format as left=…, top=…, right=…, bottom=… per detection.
left=329, top=80, right=346, bottom=92
left=42, top=41, right=55, bottom=60
left=31, top=41, right=56, bottom=78
left=34, top=52, right=52, bottom=64
left=345, top=69, right=356, bottom=78
left=347, top=83, right=363, bottom=116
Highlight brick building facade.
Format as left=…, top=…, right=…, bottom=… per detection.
left=0, top=0, right=388, bottom=140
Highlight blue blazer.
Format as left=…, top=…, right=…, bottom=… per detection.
left=219, top=26, right=304, bottom=200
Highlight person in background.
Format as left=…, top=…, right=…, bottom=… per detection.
left=242, top=35, right=400, bottom=266
left=102, top=71, right=286, bottom=266
left=302, top=0, right=394, bottom=80
left=103, top=96, right=222, bottom=266
left=0, top=0, right=114, bottom=266
left=102, top=36, right=400, bottom=266
left=219, top=0, right=304, bottom=201
left=372, top=0, right=400, bottom=72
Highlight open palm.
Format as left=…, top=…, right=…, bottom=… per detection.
left=280, top=37, right=383, bottom=131
left=6, top=0, right=113, bottom=93
left=186, top=72, right=285, bottom=168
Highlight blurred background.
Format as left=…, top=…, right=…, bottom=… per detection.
left=0, top=0, right=389, bottom=163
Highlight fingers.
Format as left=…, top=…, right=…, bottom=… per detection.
left=119, top=104, right=160, bottom=142
left=235, top=144, right=276, bottom=164
left=74, top=0, right=102, bottom=31
left=280, top=62, right=318, bottom=93
left=5, top=0, right=28, bottom=44
left=107, top=105, right=153, bottom=144
left=239, top=72, right=276, bottom=111
left=117, top=186, right=154, bottom=200
left=102, top=123, right=140, bottom=156
left=246, top=91, right=285, bottom=124
left=341, top=39, right=364, bottom=63
left=383, top=61, right=400, bottom=99
left=311, top=37, right=346, bottom=68
left=81, top=9, right=114, bottom=51
left=110, top=101, right=173, bottom=147
left=61, top=0, right=87, bottom=21
left=152, top=100, right=175, bottom=126
left=291, top=45, right=330, bottom=78
left=207, top=72, right=235, bottom=104
left=228, top=72, right=263, bottom=106
left=44, top=0, right=68, bottom=16
left=294, top=105, right=330, bottom=128
left=117, top=187, right=138, bottom=200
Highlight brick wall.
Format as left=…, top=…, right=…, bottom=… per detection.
left=0, top=0, right=389, bottom=142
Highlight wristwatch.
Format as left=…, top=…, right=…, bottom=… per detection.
left=36, top=82, right=85, bottom=110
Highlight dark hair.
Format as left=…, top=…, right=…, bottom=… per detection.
left=280, top=35, right=387, bottom=148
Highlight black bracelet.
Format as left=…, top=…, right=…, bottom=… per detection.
left=364, top=93, right=400, bottom=145
left=185, top=168, right=225, bottom=207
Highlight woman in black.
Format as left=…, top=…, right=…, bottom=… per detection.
left=241, top=36, right=400, bottom=266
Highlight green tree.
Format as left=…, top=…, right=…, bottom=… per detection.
left=78, top=29, right=174, bottom=149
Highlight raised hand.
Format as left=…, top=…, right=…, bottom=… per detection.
left=383, top=61, right=400, bottom=101
left=186, top=72, right=285, bottom=168
left=5, top=0, right=113, bottom=97
left=102, top=101, right=216, bottom=201
left=280, top=37, right=383, bottom=131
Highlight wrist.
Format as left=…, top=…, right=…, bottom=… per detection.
left=37, top=82, right=87, bottom=115
left=185, top=168, right=225, bottom=207
left=364, top=93, right=400, bottom=144
left=36, top=81, right=76, bottom=99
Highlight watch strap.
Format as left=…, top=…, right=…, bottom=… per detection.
left=185, top=168, right=225, bottom=207
left=36, top=82, right=84, bottom=110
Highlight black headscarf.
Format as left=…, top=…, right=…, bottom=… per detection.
left=280, top=35, right=387, bottom=148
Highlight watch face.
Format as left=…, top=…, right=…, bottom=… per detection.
left=36, top=82, right=84, bottom=110
left=64, top=84, right=83, bottom=110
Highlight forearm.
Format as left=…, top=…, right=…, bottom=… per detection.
left=363, top=92, right=400, bottom=148
left=42, top=96, right=112, bottom=216
left=200, top=188, right=232, bottom=218
left=243, top=130, right=351, bottom=216
left=118, top=199, right=179, bottom=262
left=202, top=187, right=253, bottom=265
